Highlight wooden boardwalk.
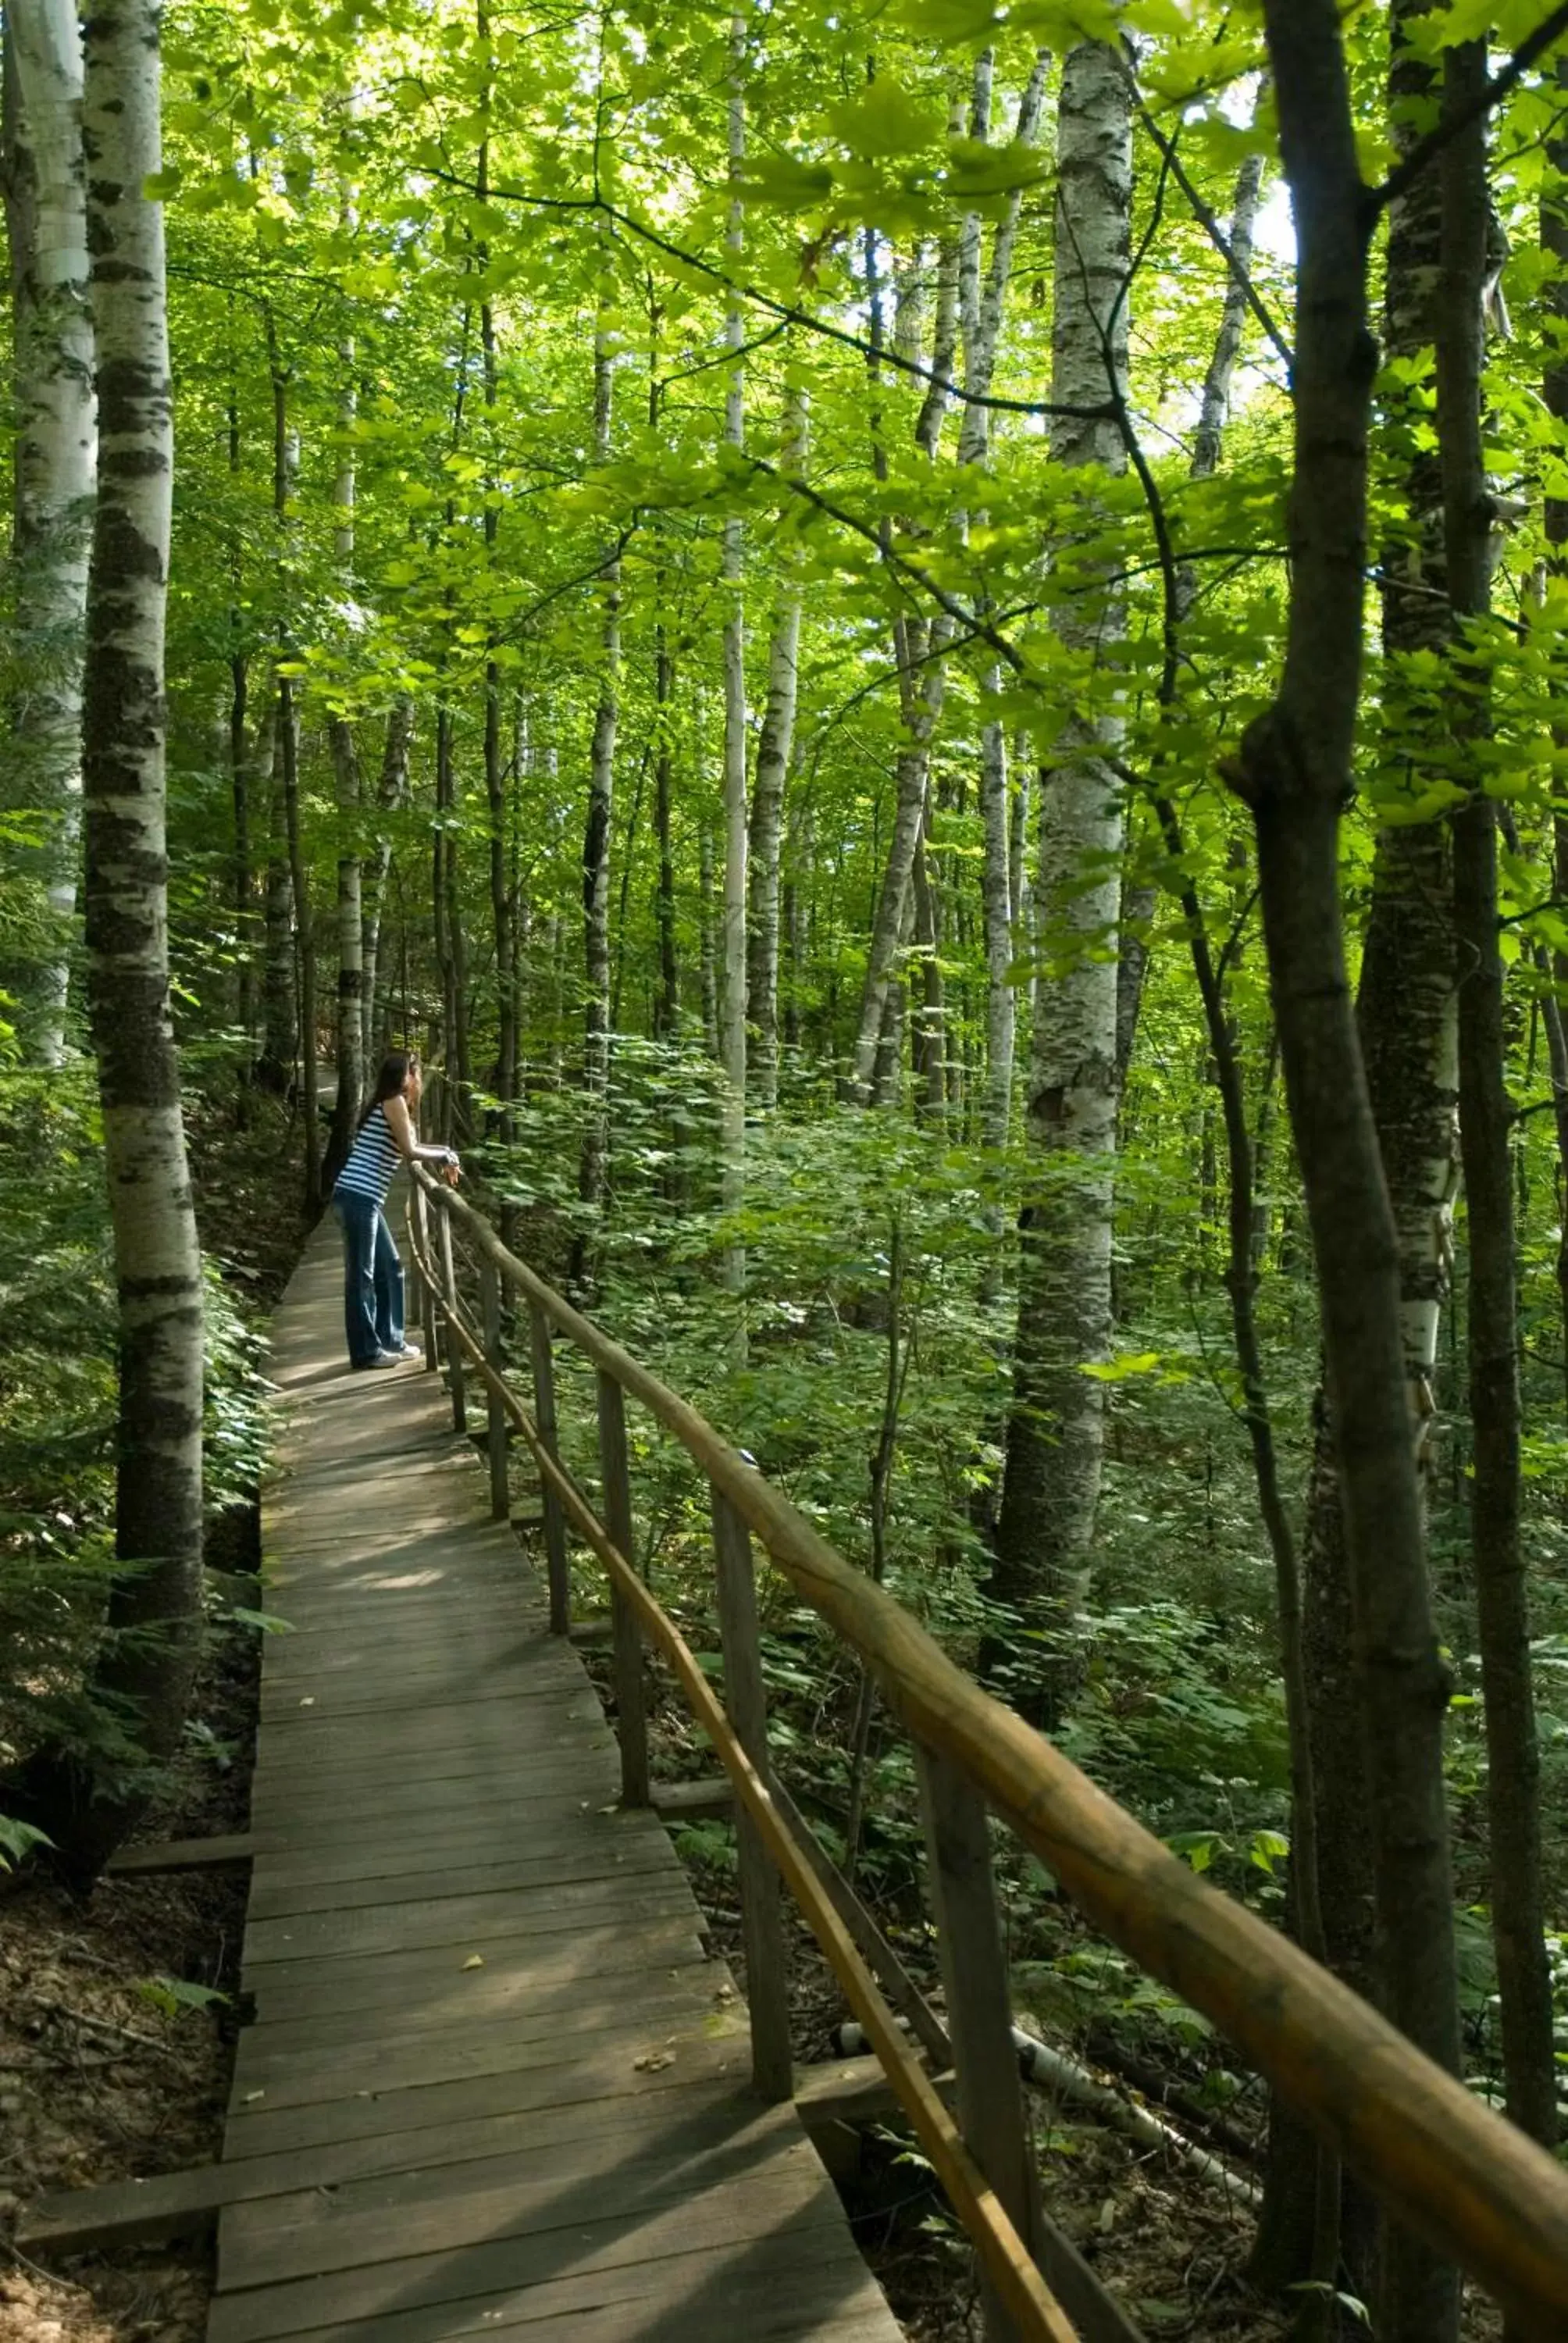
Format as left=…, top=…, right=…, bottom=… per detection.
left=208, top=1209, right=903, bottom=2343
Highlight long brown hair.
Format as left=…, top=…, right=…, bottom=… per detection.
left=357, top=1050, right=419, bottom=1132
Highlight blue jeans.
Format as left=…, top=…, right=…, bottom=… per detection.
left=335, top=1189, right=404, bottom=1366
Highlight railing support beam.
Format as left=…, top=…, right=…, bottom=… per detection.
left=436, top=1204, right=466, bottom=1435
left=916, top=1746, right=1042, bottom=2343
left=597, top=1371, right=649, bottom=1806
left=410, top=1182, right=437, bottom=1370
left=529, top=1300, right=572, bottom=1635
left=479, top=1258, right=509, bottom=1523
left=711, top=1485, right=793, bottom=2103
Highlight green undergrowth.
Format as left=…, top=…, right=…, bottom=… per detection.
left=0, top=1059, right=287, bottom=1835
left=483, top=1030, right=1568, bottom=2136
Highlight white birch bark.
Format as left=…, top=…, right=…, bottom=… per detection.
left=8, top=0, right=94, bottom=1064
left=718, top=12, right=748, bottom=1312
left=79, top=0, right=204, bottom=1802
left=992, top=36, right=1131, bottom=1717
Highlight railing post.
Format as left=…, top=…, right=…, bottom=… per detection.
left=711, top=1486, right=793, bottom=2103
left=528, top=1300, right=572, bottom=1635
left=596, top=1370, right=650, bottom=1806
left=411, top=1181, right=437, bottom=1371
left=436, top=1201, right=467, bottom=1435
left=915, top=1745, right=1041, bottom=2343
left=479, top=1257, right=509, bottom=1523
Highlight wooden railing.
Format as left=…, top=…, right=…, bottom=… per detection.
left=404, top=1169, right=1568, bottom=2343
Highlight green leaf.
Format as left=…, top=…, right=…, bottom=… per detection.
left=136, top=1974, right=230, bottom=2019
left=826, top=78, right=946, bottom=162
left=0, top=1815, right=52, bottom=1870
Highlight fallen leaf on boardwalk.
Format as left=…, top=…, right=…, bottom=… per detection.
left=298, top=1696, right=315, bottom=1707
left=597, top=1804, right=618, bottom=1815
left=462, top=1955, right=485, bottom=1970
left=633, top=2050, right=675, bottom=2073
left=244, top=2089, right=265, bottom=2102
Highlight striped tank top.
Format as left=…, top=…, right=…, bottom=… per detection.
left=336, top=1104, right=401, bottom=1205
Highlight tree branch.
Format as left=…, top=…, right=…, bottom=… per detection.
left=1367, top=2, right=1568, bottom=216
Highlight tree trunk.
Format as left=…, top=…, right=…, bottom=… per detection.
left=27, top=0, right=201, bottom=1879
left=718, top=15, right=747, bottom=1318
left=747, top=384, right=807, bottom=1107
left=846, top=198, right=959, bottom=1103
left=1239, top=9, right=1461, bottom=2336
left=699, top=823, right=718, bottom=1059
left=280, top=670, right=321, bottom=1214
left=991, top=36, right=1132, bottom=1721
left=911, top=826, right=946, bottom=1125
left=1255, top=12, right=1465, bottom=2315
left=5, top=0, right=94, bottom=1065
left=325, top=715, right=363, bottom=1189
left=575, top=293, right=618, bottom=1286
left=432, top=701, right=471, bottom=1146
left=653, top=626, right=679, bottom=1042
left=361, top=695, right=412, bottom=1071
left=255, top=698, right=292, bottom=1091
left=1438, top=39, right=1556, bottom=2160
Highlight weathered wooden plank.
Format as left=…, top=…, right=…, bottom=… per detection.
left=212, top=2219, right=887, bottom=2343
left=244, top=1753, right=618, bottom=1818
left=19, top=2163, right=229, bottom=2254
left=222, top=2024, right=752, bottom=2161
left=242, top=1917, right=710, bottom=2021
left=243, top=1804, right=649, bottom=1872
left=233, top=1985, right=735, bottom=2108
left=235, top=1941, right=721, bottom=2056
left=208, top=2167, right=844, bottom=2342
left=243, top=1874, right=697, bottom=1970
left=106, top=1833, right=257, bottom=1878
left=222, top=2084, right=769, bottom=2234
left=211, top=2076, right=762, bottom=2214
left=247, top=1750, right=619, bottom=1819
left=248, top=1842, right=678, bottom=1921
left=219, top=2109, right=813, bottom=2288
left=249, top=1817, right=675, bottom=1898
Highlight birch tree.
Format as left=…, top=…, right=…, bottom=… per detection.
left=991, top=34, right=1131, bottom=1720
left=35, top=0, right=202, bottom=1875
left=5, top=0, right=94, bottom=1065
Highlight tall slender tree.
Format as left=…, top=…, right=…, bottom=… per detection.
left=4, top=0, right=94, bottom=1064
left=992, top=34, right=1132, bottom=1720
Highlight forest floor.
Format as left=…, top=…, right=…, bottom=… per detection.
left=0, top=1591, right=257, bottom=2343
left=0, top=1092, right=298, bottom=2343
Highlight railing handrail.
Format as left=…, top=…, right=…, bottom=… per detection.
left=409, top=1168, right=1568, bottom=2340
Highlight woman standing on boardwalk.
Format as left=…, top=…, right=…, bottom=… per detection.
left=334, top=1051, right=460, bottom=1369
